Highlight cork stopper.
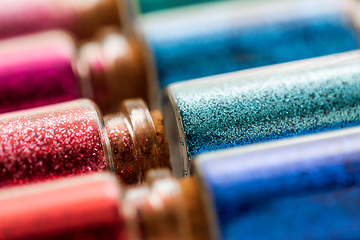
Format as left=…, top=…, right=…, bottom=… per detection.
left=124, top=169, right=191, bottom=240
left=150, top=110, right=171, bottom=170
left=179, top=177, right=211, bottom=240
left=79, top=27, right=147, bottom=114
left=74, top=0, right=120, bottom=39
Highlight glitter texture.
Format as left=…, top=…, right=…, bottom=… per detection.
left=0, top=173, right=126, bottom=239
left=194, top=126, right=360, bottom=239
left=165, top=51, right=360, bottom=164
left=0, top=100, right=110, bottom=188
left=0, top=32, right=81, bottom=114
left=105, top=114, right=141, bottom=185
left=142, top=0, right=360, bottom=88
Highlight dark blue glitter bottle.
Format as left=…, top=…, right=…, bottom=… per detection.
left=136, top=0, right=360, bottom=101
left=163, top=51, right=360, bottom=177
left=193, top=126, right=360, bottom=240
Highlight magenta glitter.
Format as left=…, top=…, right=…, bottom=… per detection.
left=0, top=100, right=109, bottom=188
left=0, top=34, right=82, bottom=114
left=0, top=0, right=77, bottom=38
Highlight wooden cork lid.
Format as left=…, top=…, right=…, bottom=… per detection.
left=150, top=110, right=171, bottom=170
left=179, top=177, right=211, bottom=240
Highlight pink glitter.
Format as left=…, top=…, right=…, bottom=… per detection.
left=0, top=31, right=82, bottom=114
left=0, top=100, right=108, bottom=188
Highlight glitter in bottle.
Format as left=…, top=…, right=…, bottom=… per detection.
left=105, top=113, right=140, bottom=185
left=0, top=98, right=168, bottom=187
left=194, top=125, right=360, bottom=240
left=104, top=99, right=163, bottom=185
left=137, top=0, right=223, bottom=14
left=0, top=31, right=82, bottom=114
left=140, top=0, right=360, bottom=88
left=164, top=50, right=360, bottom=177
left=0, top=99, right=111, bottom=188
left=0, top=0, right=119, bottom=39
left=0, top=173, right=126, bottom=240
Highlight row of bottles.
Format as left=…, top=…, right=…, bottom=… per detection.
left=2, top=0, right=360, bottom=239
left=2, top=0, right=360, bottom=115
left=2, top=49, right=360, bottom=187
left=3, top=120, right=360, bottom=240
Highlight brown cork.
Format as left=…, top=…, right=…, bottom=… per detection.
left=76, top=0, right=120, bottom=39
left=179, top=177, right=211, bottom=240
left=150, top=110, right=171, bottom=170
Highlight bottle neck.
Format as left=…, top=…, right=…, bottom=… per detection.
left=122, top=170, right=211, bottom=240
left=79, top=28, right=147, bottom=114
left=104, top=99, right=170, bottom=185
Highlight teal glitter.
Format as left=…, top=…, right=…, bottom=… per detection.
left=166, top=54, right=360, bottom=161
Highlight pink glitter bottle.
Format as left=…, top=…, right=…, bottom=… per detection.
left=0, top=99, right=170, bottom=187
left=0, top=28, right=146, bottom=114
left=0, top=0, right=119, bottom=39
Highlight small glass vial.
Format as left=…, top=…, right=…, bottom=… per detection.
left=192, top=125, right=360, bottom=240
left=163, top=50, right=360, bottom=177
left=0, top=98, right=169, bottom=187
left=0, top=170, right=207, bottom=240
left=120, top=0, right=360, bottom=107
left=0, top=0, right=119, bottom=39
left=0, top=28, right=146, bottom=115
left=0, top=173, right=127, bottom=240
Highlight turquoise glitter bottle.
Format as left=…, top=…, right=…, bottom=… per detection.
left=163, top=50, right=360, bottom=177
left=120, top=0, right=360, bottom=106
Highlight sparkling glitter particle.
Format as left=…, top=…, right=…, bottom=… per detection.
left=0, top=101, right=107, bottom=188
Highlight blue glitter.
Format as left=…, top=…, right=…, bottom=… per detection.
left=164, top=52, right=360, bottom=166
left=194, top=126, right=360, bottom=239
left=142, top=0, right=360, bottom=88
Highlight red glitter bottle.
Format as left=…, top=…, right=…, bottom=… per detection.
left=0, top=28, right=146, bottom=115
left=0, top=171, right=196, bottom=240
left=0, top=98, right=170, bottom=187
left=0, top=173, right=127, bottom=240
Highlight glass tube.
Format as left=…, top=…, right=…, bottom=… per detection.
left=0, top=98, right=168, bottom=187
left=0, top=173, right=126, bottom=240
left=0, top=170, right=191, bottom=240
left=0, top=0, right=119, bottom=39
left=120, top=0, right=360, bottom=107
left=163, top=50, right=360, bottom=177
left=192, top=125, right=360, bottom=240
left=0, top=28, right=146, bottom=115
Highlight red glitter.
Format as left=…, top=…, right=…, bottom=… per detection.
left=105, top=115, right=141, bottom=185
left=0, top=173, right=126, bottom=240
left=0, top=100, right=109, bottom=188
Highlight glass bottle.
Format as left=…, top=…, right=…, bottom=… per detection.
left=120, top=0, right=360, bottom=107
left=0, top=173, right=127, bottom=240
left=192, top=125, right=360, bottom=240
left=0, top=170, right=205, bottom=240
left=0, top=28, right=146, bottom=115
left=0, top=0, right=119, bottom=39
left=163, top=50, right=360, bottom=177
left=0, top=98, right=169, bottom=187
